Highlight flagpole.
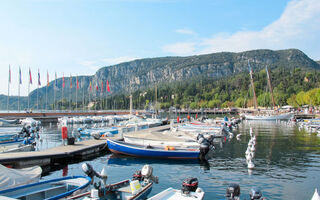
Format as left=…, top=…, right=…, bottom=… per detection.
left=7, top=65, right=10, bottom=112
left=69, top=75, right=72, bottom=111
left=69, top=80, right=71, bottom=111
left=76, top=77, right=78, bottom=111
left=89, top=82, right=91, bottom=111
left=82, top=77, right=85, bottom=111
left=37, top=84, right=39, bottom=111
left=18, top=67, right=20, bottom=112
left=54, top=73, right=56, bottom=111
left=62, top=73, right=64, bottom=110
left=46, top=82, right=48, bottom=111
left=28, top=78, right=30, bottom=110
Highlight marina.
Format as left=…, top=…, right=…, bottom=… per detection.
left=0, top=1, right=320, bottom=199
left=0, top=115, right=318, bottom=199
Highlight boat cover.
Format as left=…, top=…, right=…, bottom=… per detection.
left=0, top=164, right=42, bottom=190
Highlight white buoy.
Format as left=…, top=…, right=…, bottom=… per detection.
left=250, top=146, right=256, bottom=152
left=311, top=188, right=320, bottom=200
left=246, top=153, right=253, bottom=162
left=247, top=160, right=255, bottom=169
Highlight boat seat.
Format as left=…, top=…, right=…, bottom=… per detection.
left=117, top=185, right=132, bottom=193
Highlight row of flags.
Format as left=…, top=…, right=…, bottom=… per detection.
left=8, top=66, right=111, bottom=93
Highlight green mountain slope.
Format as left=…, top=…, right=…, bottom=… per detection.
left=1, top=48, right=319, bottom=110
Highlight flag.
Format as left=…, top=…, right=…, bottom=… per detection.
left=8, top=65, right=11, bottom=84
left=38, top=69, right=41, bottom=86
left=55, top=72, right=57, bottom=87
left=101, top=81, right=103, bottom=92
left=89, top=81, right=92, bottom=91
left=29, top=68, right=32, bottom=84
left=62, top=73, right=65, bottom=88
left=76, top=77, right=79, bottom=89
left=70, top=75, right=72, bottom=88
left=47, top=70, right=49, bottom=86
left=19, top=67, right=22, bottom=84
left=107, top=80, right=110, bottom=92
left=96, top=82, right=98, bottom=91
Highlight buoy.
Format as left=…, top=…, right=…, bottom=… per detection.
left=250, top=146, right=256, bottom=152
left=61, top=126, right=68, bottom=140
left=311, top=188, right=320, bottom=200
left=247, top=160, right=255, bottom=169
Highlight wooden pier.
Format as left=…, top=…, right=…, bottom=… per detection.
left=0, top=137, right=115, bottom=168
left=0, top=125, right=172, bottom=168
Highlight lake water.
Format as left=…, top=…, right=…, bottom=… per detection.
left=40, top=120, right=320, bottom=200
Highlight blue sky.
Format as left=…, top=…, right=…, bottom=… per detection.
left=0, top=0, right=319, bottom=96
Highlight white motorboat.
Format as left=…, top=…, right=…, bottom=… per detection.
left=244, top=112, right=294, bottom=120
left=148, top=178, right=204, bottom=200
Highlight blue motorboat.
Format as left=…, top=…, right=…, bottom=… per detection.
left=107, top=139, right=205, bottom=159
left=0, top=176, right=91, bottom=200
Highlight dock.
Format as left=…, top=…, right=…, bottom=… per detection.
left=0, top=125, right=172, bottom=168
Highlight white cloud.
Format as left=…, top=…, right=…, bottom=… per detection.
left=101, top=56, right=138, bottom=65
left=162, top=42, right=196, bottom=55
left=175, top=29, right=196, bottom=35
left=164, top=0, right=320, bottom=59
left=79, top=56, right=138, bottom=72
left=79, top=60, right=100, bottom=71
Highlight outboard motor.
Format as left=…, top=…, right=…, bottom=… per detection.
left=249, top=187, right=262, bottom=199
left=132, top=170, right=143, bottom=181
left=82, top=163, right=108, bottom=184
left=226, top=183, right=240, bottom=199
left=181, top=177, right=198, bottom=194
left=141, top=165, right=158, bottom=183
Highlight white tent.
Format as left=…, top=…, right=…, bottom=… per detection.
left=0, top=164, right=42, bottom=191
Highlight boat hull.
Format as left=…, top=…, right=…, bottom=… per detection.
left=244, top=113, right=294, bottom=120
left=107, top=139, right=200, bottom=159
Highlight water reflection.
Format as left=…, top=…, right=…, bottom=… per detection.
left=41, top=120, right=320, bottom=200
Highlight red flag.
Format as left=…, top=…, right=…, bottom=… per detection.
left=29, top=68, right=32, bottom=84
left=76, top=77, right=79, bottom=89
left=96, top=83, right=99, bottom=91
left=107, top=80, right=110, bottom=92
left=101, top=81, right=103, bottom=92
left=62, top=73, right=65, bottom=88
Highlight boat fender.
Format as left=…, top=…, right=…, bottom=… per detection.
left=226, top=183, right=240, bottom=199
left=182, top=177, right=198, bottom=194
left=61, top=126, right=68, bottom=140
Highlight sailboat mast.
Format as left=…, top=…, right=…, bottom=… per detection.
left=248, top=61, right=258, bottom=109
left=266, top=66, right=276, bottom=109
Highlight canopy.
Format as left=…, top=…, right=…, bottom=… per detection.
left=0, top=164, right=42, bottom=191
